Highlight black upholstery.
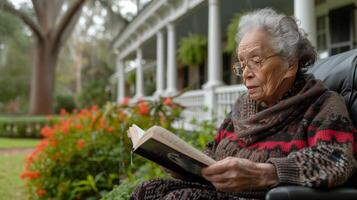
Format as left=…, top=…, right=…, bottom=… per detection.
left=307, top=49, right=357, bottom=125
left=265, top=186, right=357, bottom=200
left=265, top=49, right=357, bottom=200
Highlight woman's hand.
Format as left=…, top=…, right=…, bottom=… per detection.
left=201, top=156, right=278, bottom=192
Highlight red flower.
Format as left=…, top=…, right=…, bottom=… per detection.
left=36, top=188, right=47, bottom=197
left=77, top=139, right=85, bottom=150
left=163, top=97, right=173, bottom=106
left=91, top=105, right=98, bottom=112
left=107, top=127, right=114, bottom=132
left=20, top=170, right=40, bottom=180
left=99, top=118, right=106, bottom=129
left=36, top=140, right=49, bottom=152
left=50, top=139, right=57, bottom=147
left=79, top=108, right=89, bottom=116
left=138, top=101, right=150, bottom=115
left=76, top=124, right=83, bottom=130
left=61, top=120, right=71, bottom=134
left=40, top=126, right=53, bottom=138
left=121, top=96, right=130, bottom=106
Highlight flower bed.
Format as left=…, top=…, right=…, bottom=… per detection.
left=21, top=98, right=183, bottom=199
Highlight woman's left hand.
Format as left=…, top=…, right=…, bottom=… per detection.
left=201, top=156, right=278, bottom=192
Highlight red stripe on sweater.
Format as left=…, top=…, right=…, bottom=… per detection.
left=215, top=130, right=237, bottom=143
left=308, top=129, right=353, bottom=146
left=215, top=127, right=356, bottom=153
left=248, top=140, right=307, bottom=153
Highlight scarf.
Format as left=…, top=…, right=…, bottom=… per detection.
left=232, top=74, right=328, bottom=145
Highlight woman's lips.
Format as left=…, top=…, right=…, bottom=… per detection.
left=246, top=86, right=258, bottom=94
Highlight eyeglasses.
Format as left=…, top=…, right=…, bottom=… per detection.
left=232, top=53, right=280, bottom=77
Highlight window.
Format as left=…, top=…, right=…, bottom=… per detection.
left=328, top=4, right=356, bottom=55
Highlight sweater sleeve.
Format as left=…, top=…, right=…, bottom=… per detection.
left=268, top=93, right=357, bottom=188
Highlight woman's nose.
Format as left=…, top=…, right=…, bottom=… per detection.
left=243, top=67, right=254, bottom=80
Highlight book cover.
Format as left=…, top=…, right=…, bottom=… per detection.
left=134, top=138, right=211, bottom=184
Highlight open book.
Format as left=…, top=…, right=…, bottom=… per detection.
left=127, top=124, right=216, bottom=183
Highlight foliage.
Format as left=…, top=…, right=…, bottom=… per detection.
left=177, top=118, right=217, bottom=150
left=78, top=80, right=112, bottom=109
left=21, top=97, right=183, bottom=199
left=144, top=79, right=156, bottom=96
left=76, top=40, right=115, bottom=109
left=0, top=11, right=32, bottom=113
left=225, top=13, right=244, bottom=53
left=54, top=94, right=77, bottom=114
left=0, top=116, right=56, bottom=138
left=101, top=177, right=147, bottom=200
left=178, top=34, right=208, bottom=67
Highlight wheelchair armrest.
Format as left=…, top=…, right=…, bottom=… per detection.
left=265, top=186, right=357, bottom=200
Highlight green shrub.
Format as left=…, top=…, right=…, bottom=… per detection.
left=101, top=178, right=147, bottom=200
left=0, top=115, right=56, bottom=138
left=54, top=94, right=77, bottom=114
left=225, top=13, right=244, bottom=53
left=21, top=98, right=183, bottom=199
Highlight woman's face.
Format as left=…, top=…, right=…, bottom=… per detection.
left=237, top=28, right=297, bottom=105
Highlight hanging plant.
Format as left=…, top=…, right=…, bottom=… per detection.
left=178, top=34, right=208, bottom=67
left=127, top=72, right=136, bottom=85
left=225, top=13, right=244, bottom=53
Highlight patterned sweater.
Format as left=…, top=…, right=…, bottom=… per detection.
left=205, top=76, right=357, bottom=189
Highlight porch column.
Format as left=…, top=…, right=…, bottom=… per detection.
left=154, top=31, right=165, bottom=97
left=294, top=0, right=317, bottom=47
left=204, top=0, right=224, bottom=89
left=116, top=57, right=125, bottom=103
left=203, top=0, right=224, bottom=120
left=135, top=48, right=144, bottom=99
left=165, top=23, right=177, bottom=96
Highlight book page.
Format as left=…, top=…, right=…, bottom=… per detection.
left=145, top=126, right=216, bottom=166
left=127, top=124, right=145, bottom=148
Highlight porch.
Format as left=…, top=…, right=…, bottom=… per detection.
left=112, top=0, right=357, bottom=125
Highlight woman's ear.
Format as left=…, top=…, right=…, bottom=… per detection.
left=283, top=62, right=298, bottom=79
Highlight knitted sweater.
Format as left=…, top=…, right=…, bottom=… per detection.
left=206, top=76, right=357, bottom=189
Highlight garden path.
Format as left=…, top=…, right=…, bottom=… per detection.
left=0, top=147, right=34, bottom=155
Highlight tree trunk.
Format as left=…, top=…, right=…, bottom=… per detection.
left=29, top=39, right=58, bottom=115
left=1, top=0, right=87, bottom=115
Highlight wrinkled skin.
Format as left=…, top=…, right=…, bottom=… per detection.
left=238, top=28, right=298, bottom=106
left=201, top=28, right=299, bottom=192
left=202, top=157, right=278, bottom=192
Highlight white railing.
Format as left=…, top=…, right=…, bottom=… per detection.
left=174, top=84, right=247, bottom=129
left=215, top=84, right=246, bottom=122
left=175, top=89, right=206, bottom=122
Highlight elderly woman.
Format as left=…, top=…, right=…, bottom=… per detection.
left=130, top=8, right=357, bottom=200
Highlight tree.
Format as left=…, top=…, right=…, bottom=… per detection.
left=0, top=0, right=87, bottom=115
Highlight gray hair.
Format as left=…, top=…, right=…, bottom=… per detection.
left=236, top=8, right=316, bottom=71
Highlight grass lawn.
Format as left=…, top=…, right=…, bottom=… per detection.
left=0, top=153, right=28, bottom=200
left=0, top=137, right=39, bottom=199
left=0, top=137, right=39, bottom=149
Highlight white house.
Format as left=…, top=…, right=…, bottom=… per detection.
left=113, top=0, right=357, bottom=123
